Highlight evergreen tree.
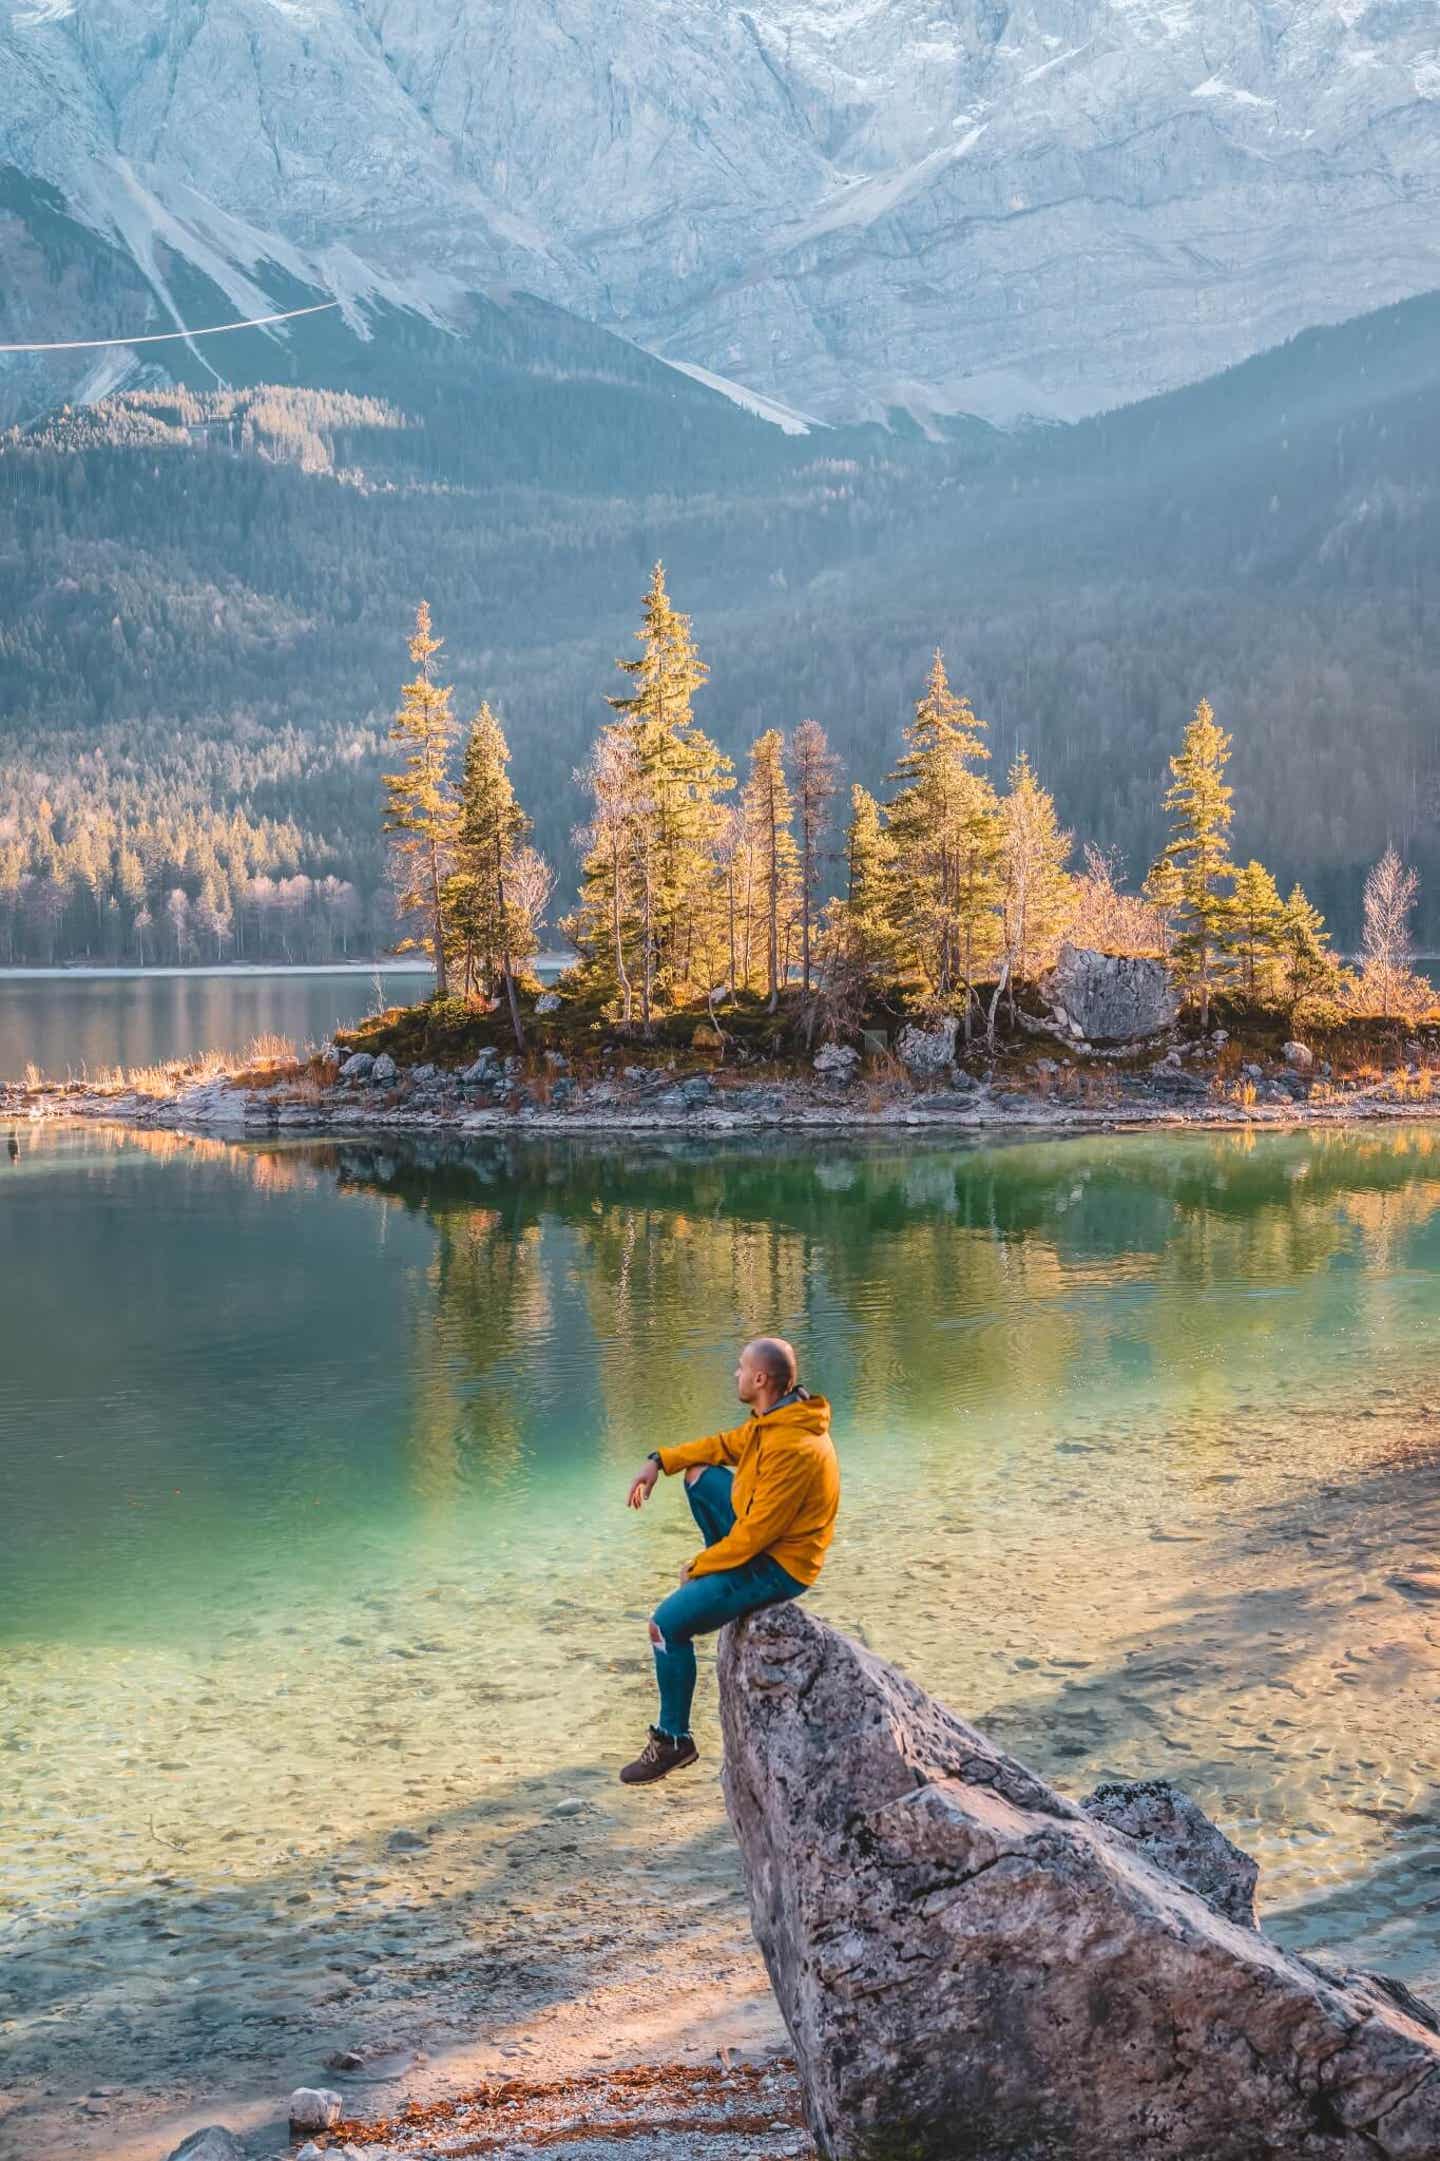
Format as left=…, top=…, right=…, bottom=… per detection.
left=1229, top=859, right=1286, bottom=1004
left=1162, top=697, right=1236, bottom=1029
left=447, top=702, right=534, bottom=1048
left=383, top=602, right=458, bottom=995
left=887, top=651, right=1002, bottom=1033
left=1276, top=883, right=1342, bottom=1018
left=816, top=784, right=900, bottom=1018
left=996, top=752, right=1073, bottom=1029
left=742, top=729, right=801, bottom=1009
left=603, top=563, right=732, bottom=1023
left=789, top=718, right=840, bottom=996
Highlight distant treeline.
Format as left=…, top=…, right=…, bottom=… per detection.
left=5, top=288, right=1440, bottom=965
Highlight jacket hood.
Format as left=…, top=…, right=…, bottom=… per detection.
left=758, top=1394, right=831, bottom=1437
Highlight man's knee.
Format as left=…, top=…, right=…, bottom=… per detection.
left=683, top=1465, right=705, bottom=1488
left=649, top=1618, right=666, bottom=1650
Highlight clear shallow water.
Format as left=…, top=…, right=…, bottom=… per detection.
left=6, top=1123, right=1440, bottom=2126
left=0, top=968, right=431, bottom=1083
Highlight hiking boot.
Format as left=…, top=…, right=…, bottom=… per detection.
left=619, top=1726, right=699, bottom=1785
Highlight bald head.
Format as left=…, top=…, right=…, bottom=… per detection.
left=735, top=1336, right=799, bottom=1414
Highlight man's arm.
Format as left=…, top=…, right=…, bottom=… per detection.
left=686, top=1449, right=809, bottom=1577
left=626, top=1422, right=748, bottom=1509
left=655, top=1424, right=749, bottom=1476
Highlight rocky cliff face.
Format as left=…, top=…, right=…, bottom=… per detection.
left=3, top=0, right=1439, bottom=423
left=720, top=1603, right=1440, bottom=2161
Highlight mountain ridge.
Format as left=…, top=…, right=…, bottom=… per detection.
left=4, top=0, right=1440, bottom=423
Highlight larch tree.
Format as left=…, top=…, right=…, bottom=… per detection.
left=448, top=701, right=534, bottom=1049
left=887, top=651, right=1002, bottom=1036
left=603, top=562, right=732, bottom=1022
left=994, top=751, right=1073, bottom=1035
left=1162, top=697, right=1236, bottom=1030
left=742, top=729, right=801, bottom=1009
left=1276, top=883, right=1342, bottom=1018
left=1360, top=846, right=1423, bottom=1019
left=1229, top=859, right=1286, bottom=1004
left=383, top=602, right=458, bottom=996
left=788, top=717, right=841, bottom=996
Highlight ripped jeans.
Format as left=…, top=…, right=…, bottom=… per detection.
left=648, top=1465, right=806, bottom=1740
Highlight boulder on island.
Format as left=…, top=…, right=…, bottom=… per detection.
left=1043, top=943, right=1178, bottom=1043
left=719, top=1603, right=1440, bottom=2161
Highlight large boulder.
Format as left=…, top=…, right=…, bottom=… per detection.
left=1044, top=943, right=1178, bottom=1043
left=719, top=1604, right=1440, bottom=2161
left=896, top=1018, right=958, bottom=1080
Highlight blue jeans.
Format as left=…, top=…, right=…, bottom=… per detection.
left=649, top=1465, right=806, bottom=1740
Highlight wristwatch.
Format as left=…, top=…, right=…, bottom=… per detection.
left=646, top=1450, right=663, bottom=1467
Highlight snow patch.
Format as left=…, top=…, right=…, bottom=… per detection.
left=661, top=359, right=821, bottom=435
left=1192, top=75, right=1275, bottom=108
left=1414, top=58, right=1440, bottom=99
left=9, top=0, right=76, bottom=21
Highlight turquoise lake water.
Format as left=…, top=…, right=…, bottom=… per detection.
left=5, top=1122, right=1440, bottom=2129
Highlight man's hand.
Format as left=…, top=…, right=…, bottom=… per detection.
left=627, top=1458, right=661, bottom=1510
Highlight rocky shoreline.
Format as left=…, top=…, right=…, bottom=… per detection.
left=6, top=1036, right=1440, bottom=1144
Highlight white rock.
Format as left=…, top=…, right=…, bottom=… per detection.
left=895, top=1018, right=958, bottom=1080
left=338, top=1052, right=374, bottom=1081
left=1283, top=1039, right=1314, bottom=1071
left=371, top=1052, right=398, bottom=1084
left=535, top=990, right=563, bottom=1014
left=288, top=2087, right=343, bottom=2131
left=813, top=1043, right=861, bottom=1083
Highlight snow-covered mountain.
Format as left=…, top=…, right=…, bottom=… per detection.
left=3, top=0, right=1440, bottom=423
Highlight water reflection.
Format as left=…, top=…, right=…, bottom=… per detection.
left=6, top=1123, right=1440, bottom=2134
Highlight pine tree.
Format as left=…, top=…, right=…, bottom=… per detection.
left=447, top=702, right=534, bottom=1048
left=603, top=563, right=732, bottom=1023
left=383, top=602, right=458, bottom=996
left=1162, top=697, right=1236, bottom=1029
left=995, top=752, right=1073, bottom=1032
left=742, top=730, right=801, bottom=1009
left=816, top=785, right=900, bottom=1017
left=1276, top=883, right=1342, bottom=1018
left=1229, top=859, right=1286, bottom=1004
left=789, top=718, right=840, bottom=996
left=887, top=651, right=1002, bottom=1033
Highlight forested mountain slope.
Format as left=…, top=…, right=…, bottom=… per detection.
left=3, top=284, right=1439, bottom=962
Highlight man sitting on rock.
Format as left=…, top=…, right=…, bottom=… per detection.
left=621, top=1336, right=839, bottom=1786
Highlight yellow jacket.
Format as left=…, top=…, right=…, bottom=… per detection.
left=657, top=1394, right=839, bottom=1585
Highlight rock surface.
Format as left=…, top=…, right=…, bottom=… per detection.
left=4, top=2, right=1440, bottom=427
left=719, top=1603, right=1440, bottom=2161
left=813, top=1044, right=861, bottom=1086
left=166, top=2132, right=247, bottom=2161
left=895, top=1018, right=958, bottom=1080
left=288, top=2086, right=344, bottom=2130
left=1082, top=1776, right=1259, bottom=1930
left=1044, top=943, right=1178, bottom=1043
